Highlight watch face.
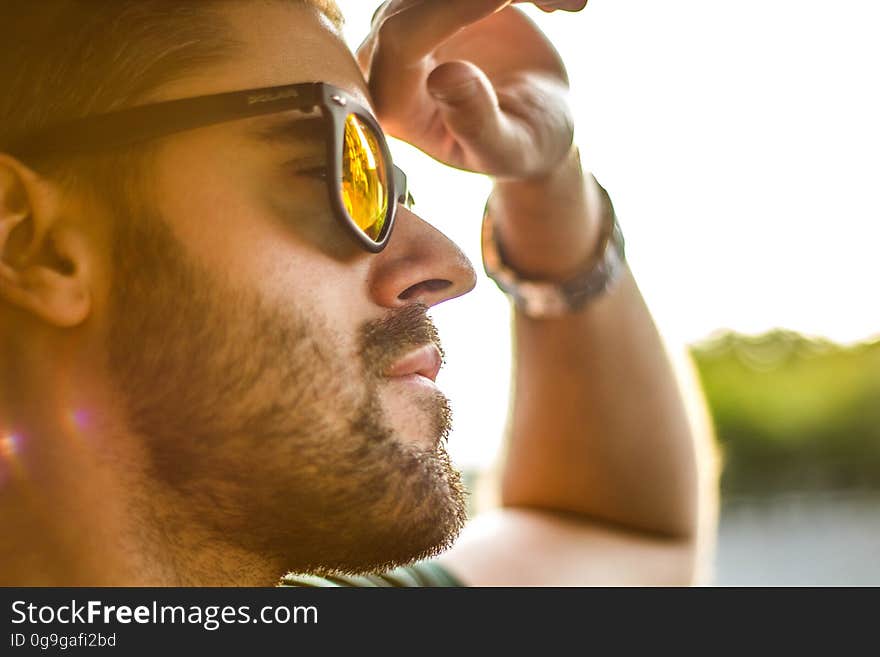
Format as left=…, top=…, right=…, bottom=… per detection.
left=516, top=281, right=571, bottom=318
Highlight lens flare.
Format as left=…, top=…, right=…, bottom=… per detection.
left=0, top=433, right=19, bottom=459
left=70, top=408, right=92, bottom=432
left=0, top=433, right=23, bottom=486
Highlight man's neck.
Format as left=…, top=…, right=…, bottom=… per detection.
left=0, top=401, right=284, bottom=586
left=0, top=455, right=285, bottom=586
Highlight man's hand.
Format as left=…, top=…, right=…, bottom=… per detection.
left=359, top=0, right=602, bottom=281
left=357, top=1, right=588, bottom=179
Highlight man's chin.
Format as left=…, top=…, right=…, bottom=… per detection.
left=291, top=445, right=468, bottom=576
left=310, top=500, right=467, bottom=576
left=379, top=382, right=453, bottom=449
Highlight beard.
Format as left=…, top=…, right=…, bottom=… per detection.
left=105, top=204, right=467, bottom=578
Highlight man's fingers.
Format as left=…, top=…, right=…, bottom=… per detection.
left=425, top=61, right=533, bottom=174
left=430, top=66, right=574, bottom=177
left=427, top=61, right=504, bottom=141
left=363, top=1, right=514, bottom=121
left=513, top=0, right=589, bottom=11
left=361, top=0, right=578, bottom=176
left=374, top=0, right=513, bottom=61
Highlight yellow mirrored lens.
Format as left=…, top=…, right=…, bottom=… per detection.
left=341, top=114, right=388, bottom=242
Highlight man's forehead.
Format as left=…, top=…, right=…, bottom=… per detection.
left=146, top=0, right=372, bottom=111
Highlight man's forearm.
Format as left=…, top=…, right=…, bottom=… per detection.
left=490, top=151, right=715, bottom=539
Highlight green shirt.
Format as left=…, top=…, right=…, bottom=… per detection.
left=278, top=561, right=462, bottom=587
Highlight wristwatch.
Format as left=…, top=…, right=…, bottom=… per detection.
left=481, top=175, right=626, bottom=319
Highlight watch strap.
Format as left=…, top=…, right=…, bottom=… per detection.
left=481, top=175, right=626, bottom=318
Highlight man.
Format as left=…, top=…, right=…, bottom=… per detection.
left=0, top=0, right=717, bottom=586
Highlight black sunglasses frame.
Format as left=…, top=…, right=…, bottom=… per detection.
left=6, top=82, right=408, bottom=253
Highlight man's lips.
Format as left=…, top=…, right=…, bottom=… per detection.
left=383, top=344, right=443, bottom=382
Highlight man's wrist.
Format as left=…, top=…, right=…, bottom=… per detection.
left=488, top=146, right=606, bottom=282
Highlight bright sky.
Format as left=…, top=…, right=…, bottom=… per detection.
left=337, top=0, right=880, bottom=467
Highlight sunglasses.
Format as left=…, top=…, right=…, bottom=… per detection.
left=7, top=82, right=412, bottom=253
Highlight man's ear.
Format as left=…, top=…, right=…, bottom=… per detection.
left=0, top=155, right=92, bottom=328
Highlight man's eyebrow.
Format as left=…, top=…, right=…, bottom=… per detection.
left=250, top=115, right=326, bottom=148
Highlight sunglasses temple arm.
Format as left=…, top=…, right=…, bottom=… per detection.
left=392, top=165, right=411, bottom=206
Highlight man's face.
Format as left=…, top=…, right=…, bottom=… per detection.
left=98, top=2, right=476, bottom=575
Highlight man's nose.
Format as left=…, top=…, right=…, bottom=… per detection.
left=367, top=206, right=477, bottom=309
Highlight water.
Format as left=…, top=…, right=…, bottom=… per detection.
left=713, top=491, right=880, bottom=586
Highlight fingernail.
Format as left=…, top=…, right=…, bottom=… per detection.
left=430, top=78, right=480, bottom=104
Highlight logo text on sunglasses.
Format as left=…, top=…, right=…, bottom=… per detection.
left=247, top=88, right=300, bottom=105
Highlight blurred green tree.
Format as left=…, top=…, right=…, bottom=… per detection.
left=691, top=330, right=880, bottom=495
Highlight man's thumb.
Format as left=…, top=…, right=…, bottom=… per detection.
left=426, top=60, right=505, bottom=147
